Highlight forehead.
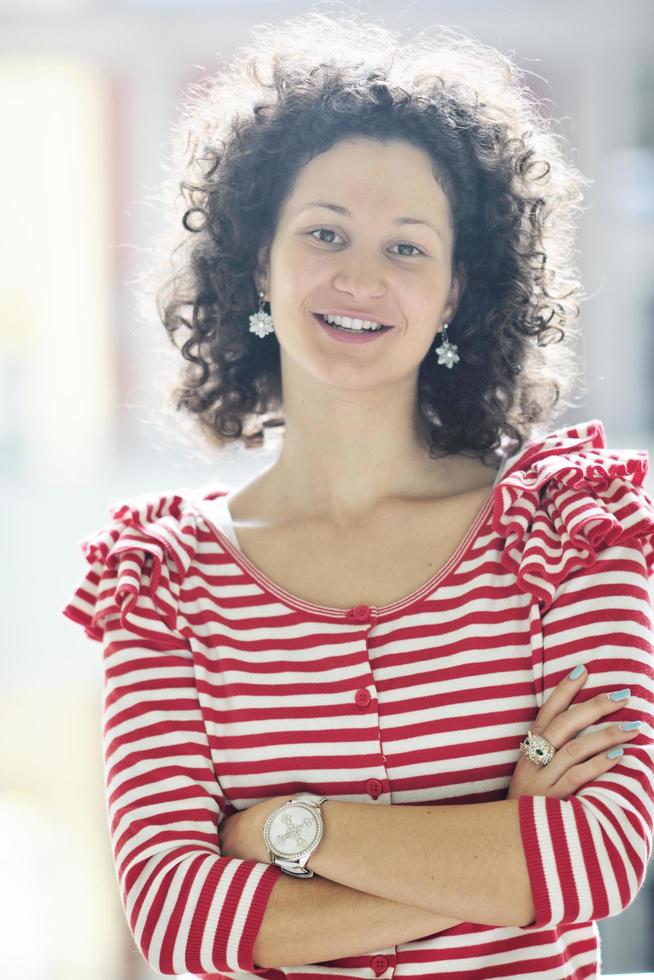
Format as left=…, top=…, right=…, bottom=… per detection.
left=284, top=138, right=452, bottom=222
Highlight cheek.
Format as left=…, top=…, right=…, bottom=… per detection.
left=276, top=243, right=323, bottom=284
left=281, top=269, right=333, bottom=312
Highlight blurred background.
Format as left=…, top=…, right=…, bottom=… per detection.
left=1, top=0, right=654, bottom=977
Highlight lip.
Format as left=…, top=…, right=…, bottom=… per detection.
left=313, top=310, right=395, bottom=328
left=312, top=312, right=394, bottom=344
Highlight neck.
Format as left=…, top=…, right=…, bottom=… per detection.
left=264, top=405, right=496, bottom=529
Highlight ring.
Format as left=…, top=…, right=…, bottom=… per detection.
left=519, top=729, right=555, bottom=767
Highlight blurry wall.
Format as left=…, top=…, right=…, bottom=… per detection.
left=1, top=1, right=653, bottom=977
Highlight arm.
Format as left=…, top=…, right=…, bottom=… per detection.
left=96, top=632, right=284, bottom=975
left=61, top=529, right=284, bottom=977
left=307, top=798, right=533, bottom=927
left=220, top=799, right=464, bottom=968
left=516, top=542, right=654, bottom=929
left=253, top=875, right=463, bottom=969
left=306, top=543, right=654, bottom=933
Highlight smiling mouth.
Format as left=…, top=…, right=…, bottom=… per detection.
left=313, top=313, right=395, bottom=333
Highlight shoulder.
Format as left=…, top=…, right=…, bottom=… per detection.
left=491, top=418, right=654, bottom=610
left=60, top=481, right=227, bottom=643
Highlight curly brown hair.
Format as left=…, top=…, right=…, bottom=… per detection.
left=141, top=7, right=591, bottom=462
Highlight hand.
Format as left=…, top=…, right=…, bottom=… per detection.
left=219, top=795, right=294, bottom=864
left=507, top=667, right=639, bottom=800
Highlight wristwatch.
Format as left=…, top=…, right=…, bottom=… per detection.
left=263, top=792, right=328, bottom=877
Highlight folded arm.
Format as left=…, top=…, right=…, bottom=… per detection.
left=308, top=543, right=654, bottom=933
left=308, top=797, right=534, bottom=927
left=253, top=874, right=462, bottom=969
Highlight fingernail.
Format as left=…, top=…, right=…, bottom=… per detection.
left=609, top=688, right=631, bottom=701
left=568, top=664, right=586, bottom=680
left=607, top=747, right=624, bottom=759
left=620, top=720, right=642, bottom=731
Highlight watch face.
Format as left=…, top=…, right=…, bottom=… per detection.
left=267, top=803, right=320, bottom=858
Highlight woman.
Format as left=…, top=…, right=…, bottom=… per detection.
left=61, top=11, right=654, bottom=979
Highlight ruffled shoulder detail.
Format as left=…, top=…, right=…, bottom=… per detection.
left=61, top=487, right=205, bottom=644
left=491, top=418, right=654, bottom=610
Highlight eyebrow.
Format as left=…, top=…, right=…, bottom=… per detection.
left=295, top=201, right=442, bottom=240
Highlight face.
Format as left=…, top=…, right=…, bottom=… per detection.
left=254, top=137, right=465, bottom=391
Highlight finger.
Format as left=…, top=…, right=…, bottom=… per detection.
left=544, top=688, right=632, bottom=748
left=544, top=719, right=641, bottom=784
left=531, top=664, right=588, bottom=736
left=550, top=741, right=632, bottom=799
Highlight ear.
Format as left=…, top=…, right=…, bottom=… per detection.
left=254, top=241, right=271, bottom=297
left=445, top=263, right=467, bottom=321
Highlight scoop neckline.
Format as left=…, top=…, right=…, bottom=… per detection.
left=189, top=469, right=509, bottom=621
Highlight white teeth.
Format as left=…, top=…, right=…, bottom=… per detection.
left=322, top=314, right=383, bottom=331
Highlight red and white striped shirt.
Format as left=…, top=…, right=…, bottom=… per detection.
left=61, top=418, right=654, bottom=979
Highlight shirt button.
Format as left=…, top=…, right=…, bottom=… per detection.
left=365, top=778, right=383, bottom=799
left=347, top=604, right=371, bottom=623
left=371, top=954, right=389, bottom=975
left=355, top=688, right=372, bottom=708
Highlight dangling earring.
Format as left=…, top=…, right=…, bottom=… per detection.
left=249, top=290, right=275, bottom=338
left=434, top=322, right=459, bottom=368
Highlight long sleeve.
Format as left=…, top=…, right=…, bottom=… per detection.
left=520, top=541, right=654, bottom=928
left=492, top=419, right=654, bottom=930
left=60, top=491, right=284, bottom=976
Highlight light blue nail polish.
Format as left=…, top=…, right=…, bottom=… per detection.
left=607, top=747, right=624, bottom=759
left=609, top=688, right=631, bottom=701
left=620, top=721, right=642, bottom=731
left=568, top=664, right=585, bottom=680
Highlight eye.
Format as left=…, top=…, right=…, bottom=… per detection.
left=309, top=228, right=343, bottom=245
left=391, top=242, right=424, bottom=258
left=307, top=228, right=425, bottom=258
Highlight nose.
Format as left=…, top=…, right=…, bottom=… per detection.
left=332, top=255, right=386, bottom=301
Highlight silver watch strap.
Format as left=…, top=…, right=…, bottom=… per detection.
left=293, top=792, right=328, bottom=807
